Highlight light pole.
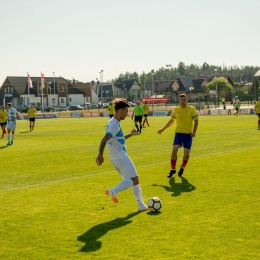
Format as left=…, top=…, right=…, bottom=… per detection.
left=53, top=72, right=55, bottom=106
left=214, top=69, right=218, bottom=107
left=166, top=64, right=171, bottom=80
left=190, top=87, right=194, bottom=104
left=49, top=82, right=52, bottom=95
left=99, top=70, right=103, bottom=102
left=143, top=72, right=145, bottom=98
left=48, top=82, right=52, bottom=106
left=95, top=78, right=98, bottom=103
left=151, top=72, right=154, bottom=109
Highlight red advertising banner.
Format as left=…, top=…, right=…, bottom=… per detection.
left=141, top=98, right=168, bottom=104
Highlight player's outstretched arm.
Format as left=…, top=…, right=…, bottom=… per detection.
left=125, top=129, right=136, bottom=139
left=157, top=119, right=174, bottom=134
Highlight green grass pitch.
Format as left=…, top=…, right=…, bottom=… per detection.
left=1, top=115, right=260, bottom=259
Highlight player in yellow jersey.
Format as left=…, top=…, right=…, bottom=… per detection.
left=107, top=102, right=115, bottom=118
left=27, top=104, right=37, bottom=131
left=255, top=97, right=260, bottom=129
left=142, top=101, right=150, bottom=127
left=157, top=94, right=198, bottom=177
left=0, top=105, right=8, bottom=138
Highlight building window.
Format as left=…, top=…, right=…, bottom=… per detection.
left=8, top=87, right=10, bottom=93
left=11, top=87, right=13, bottom=93
left=5, top=88, right=6, bottom=93
left=61, top=98, right=64, bottom=103
left=69, top=98, right=72, bottom=102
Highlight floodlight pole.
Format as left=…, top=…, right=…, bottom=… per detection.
left=214, top=69, right=217, bottom=108
left=53, top=72, right=56, bottom=106
left=151, top=72, right=154, bottom=110
left=143, top=72, right=145, bottom=98
left=41, top=85, right=44, bottom=113
left=166, top=64, right=171, bottom=80
left=100, top=70, right=103, bottom=102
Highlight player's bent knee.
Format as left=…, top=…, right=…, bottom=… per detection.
left=131, top=176, right=139, bottom=186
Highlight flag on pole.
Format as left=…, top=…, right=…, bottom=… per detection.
left=41, top=72, right=45, bottom=89
left=27, top=73, right=33, bottom=88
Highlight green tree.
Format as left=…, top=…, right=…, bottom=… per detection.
left=206, top=77, right=233, bottom=97
left=110, top=64, right=260, bottom=88
left=177, top=62, right=185, bottom=76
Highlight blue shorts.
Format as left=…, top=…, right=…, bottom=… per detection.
left=173, top=133, right=192, bottom=150
left=29, top=117, right=35, bottom=122
left=0, top=122, right=7, bottom=127
left=144, top=114, right=148, bottom=118
left=257, top=113, right=260, bottom=118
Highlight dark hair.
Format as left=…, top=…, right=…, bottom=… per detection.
left=179, top=94, right=187, bottom=98
left=113, top=98, right=129, bottom=111
left=7, top=103, right=12, bottom=106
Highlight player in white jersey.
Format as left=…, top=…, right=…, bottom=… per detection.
left=96, top=98, right=148, bottom=211
left=6, top=103, right=19, bottom=146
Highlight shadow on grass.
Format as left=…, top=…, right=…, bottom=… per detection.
left=77, top=211, right=140, bottom=252
left=19, top=131, right=31, bottom=134
left=153, top=176, right=196, bottom=197
left=0, top=145, right=8, bottom=149
left=147, top=211, right=162, bottom=216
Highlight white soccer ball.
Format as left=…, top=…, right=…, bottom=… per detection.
left=148, top=197, right=162, bottom=212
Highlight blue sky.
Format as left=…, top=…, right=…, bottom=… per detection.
left=0, top=0, right=259, bottom=84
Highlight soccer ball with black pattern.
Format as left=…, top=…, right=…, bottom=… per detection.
left=148, top=197, right=162, bottom=212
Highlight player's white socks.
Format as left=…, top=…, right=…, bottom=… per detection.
left=12, top=135, right=14, bottom=140
left=8, top=133, right=10, bottom=141
left=112, top=178, right=133, bottom=194
left=132, top=184, right=143, bottom=202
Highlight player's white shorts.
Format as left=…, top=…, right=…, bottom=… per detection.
left=7, top=123, right=16, bottom=131
left=110, top=156, right=138, bottom=179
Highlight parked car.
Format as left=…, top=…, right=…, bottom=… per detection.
left=128, top=102, right=136, bottom=107
left=69, top=105, right=84, bottom=111
left=36, top=106, right=55, bottom=112
left=55, top=105, right=69, bottom=111
left=102, top=103, right=108, bottom=109
left=91, top=103, right=99, bottom=109
left=194, top=103, right=205, bottom=110
left=83, top=103, right=95, bottom=109
left=17, top=106, right=29, bottom=113
left=84, top=103, right=99, bottom=109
